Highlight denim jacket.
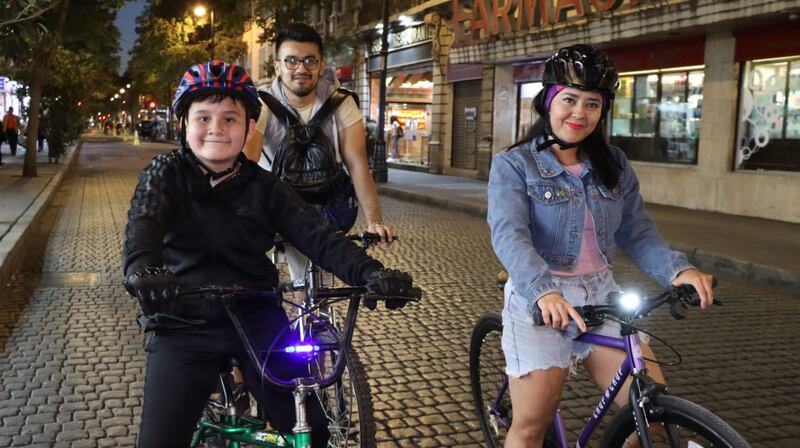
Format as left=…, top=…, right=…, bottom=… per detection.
left=487, top=137, right=693, bottom=313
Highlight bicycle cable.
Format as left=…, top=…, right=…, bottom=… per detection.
left=603, top=315, right=683, bottom=367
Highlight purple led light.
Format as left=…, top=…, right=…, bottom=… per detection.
left=284, top=344, right=319, bottom=354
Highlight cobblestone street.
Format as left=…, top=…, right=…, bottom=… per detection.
left=1, top=141, right=798, bottom=447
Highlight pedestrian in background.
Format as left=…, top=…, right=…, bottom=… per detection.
left=2, top=107, right=20, bottom=156
left=389, top=115, right=402, bottom=160
left=486, top=44, right=716, bottom=447
left=365, top=117, right=378, bottom=164
left=37, top=112, right=46, bottom=153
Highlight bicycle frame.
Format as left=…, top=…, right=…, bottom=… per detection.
left=491, top=329, right=653, bottom=448
left=193, top=416, right=307, bottom=448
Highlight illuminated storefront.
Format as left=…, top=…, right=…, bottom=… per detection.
left=366, top=22, right=434, bottom=167
left=734, top=28, right=800, bottom=173
left=369, top=71, right=433, bottom=165
left=445, top=0, right=800, bottom=222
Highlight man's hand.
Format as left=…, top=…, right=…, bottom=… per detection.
left=124, top=267, right=178, bottom=315
left=364, top=268, right=414, bottom=310
left=367, top=222, right=394, bottom=246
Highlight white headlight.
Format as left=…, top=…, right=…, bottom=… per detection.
left=619, top=293, right=642, bottom=311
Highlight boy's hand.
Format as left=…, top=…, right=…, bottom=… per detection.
left=364, top=268, right=415, bottom=310
left=124, top=267, right=178, bottom=315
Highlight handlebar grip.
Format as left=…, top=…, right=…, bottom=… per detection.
left=674, top=276, right=718, bottom=295
left=532, top=305, right=545, bottom=326
left=530, top=302, right=584, bottom=326
left=351, top=231, right=398, bottom=244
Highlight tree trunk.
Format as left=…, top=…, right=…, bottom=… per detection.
left=22, top=0, right=71, bottom=177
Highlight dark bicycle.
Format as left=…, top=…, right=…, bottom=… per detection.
left=190, top=232, right=421, bottom=448
left=470, top=276, right=751, bottom=447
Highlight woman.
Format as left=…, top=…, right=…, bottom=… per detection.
left=487, top=44, right=715, bottom=447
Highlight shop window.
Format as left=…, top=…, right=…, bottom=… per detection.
left=517, top=82, right=544, bottom=140
left=736, top=57, right=800, bottom=172
left=611, top=77, right=633, bottom=137
left=610, top=68, right=704, bottom=164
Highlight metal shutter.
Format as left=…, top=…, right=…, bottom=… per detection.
left=452, top=80, right=482, bottom=170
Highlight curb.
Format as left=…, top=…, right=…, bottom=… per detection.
left=674, top=244, right=800, bottom=291
left=379, top=185, right=488, bottom=219
left=0, top=142, right=82, bottom=288
left=378, top=185, right=800, bottom=290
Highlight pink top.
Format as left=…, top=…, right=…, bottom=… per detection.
left=551, top=164, right=608, bottom=277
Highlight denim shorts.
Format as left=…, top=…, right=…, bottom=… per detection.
left=501, top=269, right=623, bottom=378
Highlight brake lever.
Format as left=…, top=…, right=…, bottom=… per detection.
left=669, top=300, right=689, bottom=320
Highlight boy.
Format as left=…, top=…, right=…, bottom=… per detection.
left=123, top=61, right=414, bottom=447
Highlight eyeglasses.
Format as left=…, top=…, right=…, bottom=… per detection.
left=279, top=57, right=320, bottom=70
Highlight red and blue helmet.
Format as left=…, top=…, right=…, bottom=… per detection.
left=172, top=61, right=260, bottom=119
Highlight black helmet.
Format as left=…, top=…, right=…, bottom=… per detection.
left=543, top=44, right=619, bottom=98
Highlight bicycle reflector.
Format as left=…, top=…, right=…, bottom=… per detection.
left=284, top=344, right=320, bottom=354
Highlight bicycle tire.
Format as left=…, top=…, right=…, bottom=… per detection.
left=600, top=394, right=751, bottom=448
left=314, top=344, right=376, bottom=447
left=469, top=313, right=559, bottom=447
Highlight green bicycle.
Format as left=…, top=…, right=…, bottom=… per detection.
left=190, top=232, right=421, bottom=448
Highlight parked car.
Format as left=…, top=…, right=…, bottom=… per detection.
left=136, top=120, right=157, bottom=140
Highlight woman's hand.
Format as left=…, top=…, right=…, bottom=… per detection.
left=367, top=222, right=394, bottom=246
left=537, top=293, right=587, bottom=333
left=672, top=269, right=715, bottom=309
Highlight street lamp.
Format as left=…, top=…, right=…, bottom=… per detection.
left=372, top=0, right=391, bottom=183
left=193, top=4, right=215, bottom=60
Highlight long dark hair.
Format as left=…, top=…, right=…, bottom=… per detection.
left=510, top=90, right=620, bottom=190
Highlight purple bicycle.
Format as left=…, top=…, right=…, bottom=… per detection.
left=470, top=278, right=751, bottom=447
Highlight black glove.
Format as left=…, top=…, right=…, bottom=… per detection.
left=364, top=269, right=414, bottom=310
left=123, top=267, right=178, bottom=315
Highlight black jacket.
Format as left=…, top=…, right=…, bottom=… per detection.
left=123, top=148, right=383, bottom=292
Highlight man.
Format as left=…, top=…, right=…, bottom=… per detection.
left=2, top=107, right=20, bottom=157
left=243, top=23, right=392, bottom=282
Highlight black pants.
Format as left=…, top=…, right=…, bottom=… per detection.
left=6, top=130, right=17, bottom=156
left=136, top=300, right=329, bottom=447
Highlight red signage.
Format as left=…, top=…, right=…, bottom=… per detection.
left=512, top=60, right=546, bottom=83
left=735, top=27, right=800, bottom=62
left=452, top=0, right=644, bottom=46
left=335, top=66, right=353, bottom=81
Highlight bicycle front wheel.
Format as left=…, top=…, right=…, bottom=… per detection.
left=600, top=394, right=751, bottom=448
left=313, top=344, right=376, bottom=447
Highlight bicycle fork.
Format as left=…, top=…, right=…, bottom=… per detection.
left=628, top=374, right=669, bottom=448
left=292, top=378, right=319, bottom=448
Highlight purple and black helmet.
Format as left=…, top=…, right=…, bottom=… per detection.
left=543, top=44, right=619, bottom=98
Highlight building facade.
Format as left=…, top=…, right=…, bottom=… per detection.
left=242, top=0, right=800, bottom=223
left=443, top=0, right=800, bottom=223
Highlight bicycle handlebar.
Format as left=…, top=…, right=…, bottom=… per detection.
left=530, top=278, right=720, bottom=327
left=175, top=283, right=419, bottom=390
left=274, top=231, right=396, bottom=253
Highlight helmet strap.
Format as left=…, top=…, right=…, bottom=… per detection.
left=537, top=121, right=581, bottom=151
left=183, top=127, right=242, bottom=181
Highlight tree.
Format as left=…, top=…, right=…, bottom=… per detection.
left=0, top=0, right=59, bottom=30
left=0, top=0, right=121, bottom=176
left=127, top=0, right=249, bottom=118
left=251, top=0, right=325, bottom=44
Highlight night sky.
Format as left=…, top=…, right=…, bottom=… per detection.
left=114, top=0, right=147, bottom=75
